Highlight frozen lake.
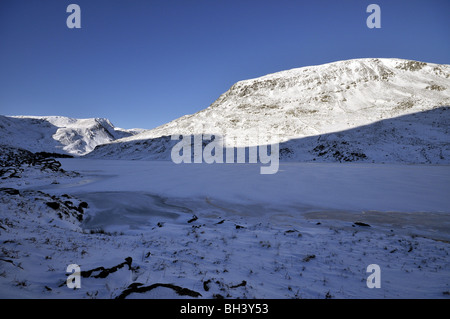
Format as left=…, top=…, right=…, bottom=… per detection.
left=54, top=158, right=450, bottom=213
left=38, top=158, right=450, bottom=239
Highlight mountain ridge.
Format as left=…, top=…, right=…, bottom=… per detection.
left=0, top=115, right=142, bottom=156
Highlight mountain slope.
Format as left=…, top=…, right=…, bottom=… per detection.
left=280, top=106, right=449, bottom=163
left=85, top=107, right=450, bottom=164
left=113, top=58, right=450, bottom=146
left=87, top=58, right=450, bottom=163
left=0, top=115, right=140, bottom=156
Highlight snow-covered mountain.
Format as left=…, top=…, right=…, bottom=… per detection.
left=0, top=115, right=142, bottom=156
left=87, top=58, right=450, bottom=163
left=2, top=58, right=449, bottom=162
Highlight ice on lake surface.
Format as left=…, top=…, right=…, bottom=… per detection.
left=46, top=159, right=450, bottom=238
left=77, top=191, right=189, bottom=233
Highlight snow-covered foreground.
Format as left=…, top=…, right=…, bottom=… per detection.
left=1, top=159, right=449, bottom=298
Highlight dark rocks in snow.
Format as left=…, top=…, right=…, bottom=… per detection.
left=46, top=197, right=84, bottom=222
left=0, top=145, right=75, bottom=177
left=34, top=152, right=73, bottom=159
left=303, top=254, right=316, bottom=262
left=80, top=257, right=133, bottom=279
left=33, top=158, right=62, bottom=172
left=203, top=279, right=211, bottom=291
left=187, top=215, right=198, bottom=223
left=0, top=145, right=62, bottom=170
left=0, top=145, right=35, bottom=167
left=0, top=168, right=21, bottom=179
left=60, top=200, right=87, bottom=215
left=0, top=188, right=20, bottom=195
left=78, top=201, right=88, bottom=209
left=312, top=142, right=367, bottom=162
left=353, top=221, right=371, bottom=227
left=116, top=282, right=202, bottom=299
left=230, top=280, right=247, bottom=289
left=279, top=147, right=293, bottom=158
left=45, top=202, right=60, bottom=210
left=1, top=189, right=85, bottom=224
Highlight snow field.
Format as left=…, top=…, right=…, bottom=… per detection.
left=1, top=159, right=449, bottom=298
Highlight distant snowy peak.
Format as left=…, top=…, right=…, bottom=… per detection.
left=0, top=115, right=138, bottom=156
left=121, top=58, right=450, bottom=146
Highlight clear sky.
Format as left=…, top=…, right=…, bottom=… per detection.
left=0, top=0, right=449, bottom=129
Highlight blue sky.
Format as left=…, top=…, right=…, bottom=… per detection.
left=0, top=0, right=449, bottom=129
